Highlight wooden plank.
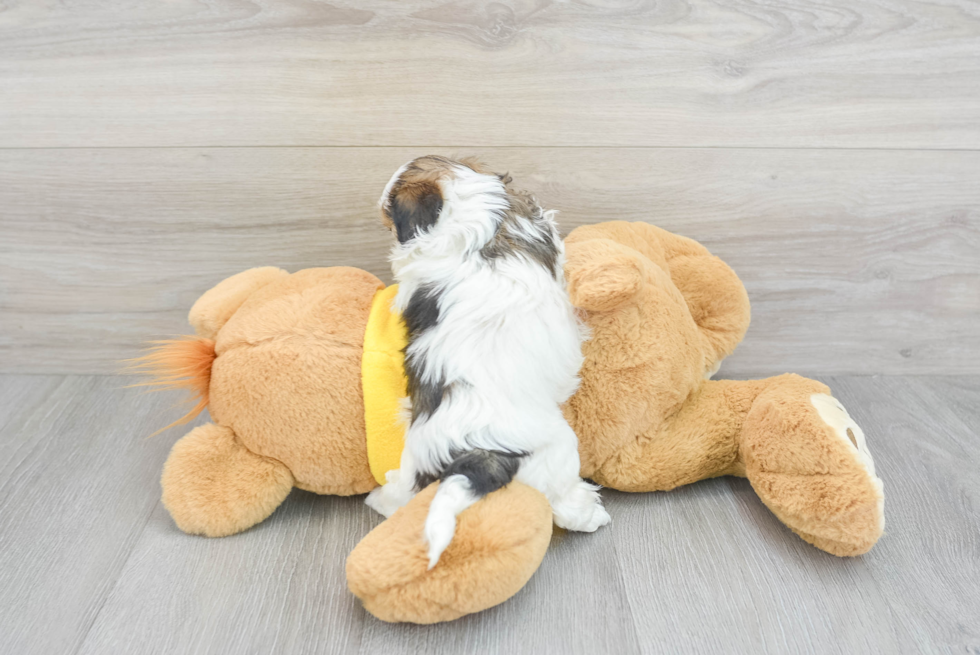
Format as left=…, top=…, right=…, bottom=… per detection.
left=1, top=0, right=978, bottom=148
left=909, top=376, right=980, bottom=435
left=77, top=493, right=375, bottom=655
left=612, top=375, right=980, bottom=654
left=2, top=147, right=977, bottom=375
left=25, top=375, right=980, bottom=654
left=0, top=374, right=63, bottom=433
left=0, top=376, right=194, bottom=655
left=827, top=376, right=980, bottom=653
left=357, top=521, right=641, bottom=655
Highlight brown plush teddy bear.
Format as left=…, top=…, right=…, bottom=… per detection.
left=137, top=221, right=884, bottom=624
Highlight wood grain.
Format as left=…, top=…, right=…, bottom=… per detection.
left=0, top=376, right=197, bottom=655
left=610, top=375, right=980, bottom=654
left=827, top=376, right=980, bottom=654
left=2, top=147, right=977, bottom=375
left=3, top=375, right=977, bottom=654
left=76, top=493, right=377, bottom=655
left=0, top=0, right=979, bottom=148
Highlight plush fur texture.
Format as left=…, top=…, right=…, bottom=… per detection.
left=144, top=219, right=885, bottom=624
left=160, top=266, right=382, bottom=511
left=367, top=156, right=608, bottom=568
left=561, top=221, right=884, bottom=557
left=162, top=423, right=293, bottom=537
left=189, top=266, right=289, bottom=340
left=347, top=481, right=553, bottom=623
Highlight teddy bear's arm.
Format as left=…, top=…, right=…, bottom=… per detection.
left=663, top=252, right=750, bottom=364
left=188, top=267, right=289, bottom=339
left=565, top=237, right=645, bottom=313
left=613, top=222, right=752, bottom=365
left=564, top=222, right=750, bottom=366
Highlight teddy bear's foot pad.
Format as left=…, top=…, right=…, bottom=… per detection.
left=742, top=378, right=886, bottom=557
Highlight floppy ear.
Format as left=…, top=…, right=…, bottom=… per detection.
left=565, top=238, right=646, bottom=313
left=386, top=180, right=444, bottom=244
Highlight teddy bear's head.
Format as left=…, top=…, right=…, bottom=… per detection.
left=561, top=221, right=750, bottom=476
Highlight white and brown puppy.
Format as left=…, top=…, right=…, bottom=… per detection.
left=366, top=155, right=610, bottom=568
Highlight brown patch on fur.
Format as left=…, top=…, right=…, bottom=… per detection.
left=381, top=156, right=463, bottom=242
left=381, top=155, right=506, bottom=225
left=125, top=336, right=215, bottom=436
left=381, top=157, right=457, bottom=213
left=456, top=155, right=495, bottom=176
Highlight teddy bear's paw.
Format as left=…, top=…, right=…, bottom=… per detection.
left=741, top=377, right=886, bottom=557
left=161, top=423, right=294, bottom=537
left=810, top=393, right=878, bottom=478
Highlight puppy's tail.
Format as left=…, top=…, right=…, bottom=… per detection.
left=423, top=449, right=525, bottom=569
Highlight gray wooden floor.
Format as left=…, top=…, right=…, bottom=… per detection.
left=1, top=374, right=977, bottom=654
left=2, top=0, right=979, bottom=652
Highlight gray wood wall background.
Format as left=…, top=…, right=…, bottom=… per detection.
left=1, top=0, right=978, bottom=375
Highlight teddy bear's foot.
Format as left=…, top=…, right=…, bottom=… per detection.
left=161, top=423, right=294, bottom=537
left=741, top=375, right=885, bottom=557
left=346, top=482, right=553, bottom=624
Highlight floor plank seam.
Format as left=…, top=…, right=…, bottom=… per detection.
left=70, top=498, right=162, bottom=655
left=605, top=529, right=645, bottom=655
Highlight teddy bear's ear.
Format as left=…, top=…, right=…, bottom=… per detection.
left=565, top=238, right=646, bottom=313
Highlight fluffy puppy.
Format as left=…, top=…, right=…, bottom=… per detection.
left=366, top=155, right=610, bottom=568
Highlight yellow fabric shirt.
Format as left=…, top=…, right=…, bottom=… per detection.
left=361, top=284, right=409, bottom=485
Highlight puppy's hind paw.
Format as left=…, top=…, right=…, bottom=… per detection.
left=584, top=504, right=611, bottom=532
left=365, top=483, right=409, bottom=518
left=552, top=484, right=611, bottom=532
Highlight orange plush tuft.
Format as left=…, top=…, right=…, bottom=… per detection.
left=126, top=336, right=216, bottom=435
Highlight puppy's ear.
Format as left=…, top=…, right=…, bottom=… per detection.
left=384, top=180, right=444, bottom=244
left=565, top=238, right=646, bottom=313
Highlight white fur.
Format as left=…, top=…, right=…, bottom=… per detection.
left=366, top=161, right=610, bottom=566
left=422, top=474, right=472, bottom=569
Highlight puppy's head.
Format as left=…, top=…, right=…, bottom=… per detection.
left=379, top=156, right=508, bottom=244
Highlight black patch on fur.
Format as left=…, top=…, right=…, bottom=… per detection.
left=441, top=448, right=526, bottom=495
left=390, top=185, right=443, bottom=244
left=405, top=364, right=447, bottom=422
left=414, top=468, right=439, bottom=491
left=480, top=187, right=559, bottom=278
left=402, top=284, right=441, bottom=338
left=414, top=448, right=527, bottom=494
left=403, top=284, right=446, bottom=422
